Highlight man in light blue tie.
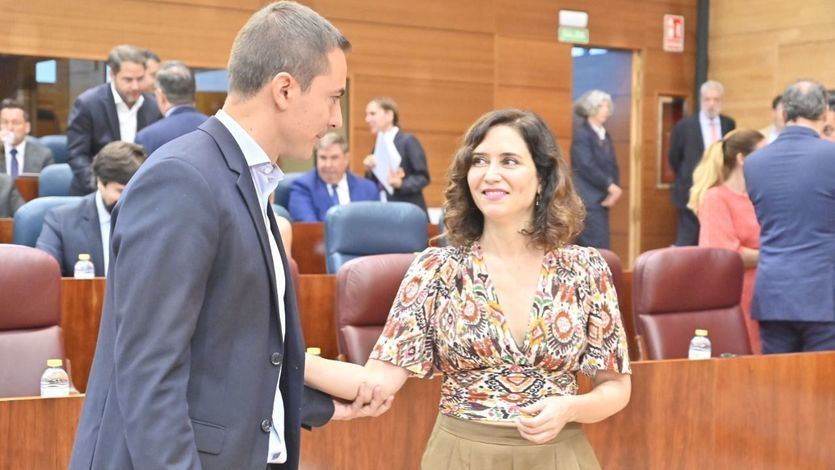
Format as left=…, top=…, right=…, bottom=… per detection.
left=288, top=131, right=380, bottom=221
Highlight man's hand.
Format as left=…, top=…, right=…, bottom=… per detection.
left=331, top=382, right=394, bottom=420
left=363, top=154, right=376, bottom=171
left=388, top=168, right=405, bottom=189
left=601, top=183, right=623, bottom=208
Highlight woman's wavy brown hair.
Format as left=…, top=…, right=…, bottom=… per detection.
left=443, top=109, right=585, bottom=250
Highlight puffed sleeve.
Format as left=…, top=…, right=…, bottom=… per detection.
left=579, top=248, right=632, bottom=377
left=368, top=247, right=446, bottom=378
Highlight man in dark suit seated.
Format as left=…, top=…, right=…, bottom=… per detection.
left=288, top=132, right=379, bottom=221
left=668, top=80, right=736, bottom=245
left=745, top=80, right=835, bottom=353
left=0, top=98, right=54, bottom=177
left=36, top=141, right=145, bottom=277
left=0, top=173, right=23, bottom=217
left=67, top=44, right=161, bottom=196
left=135, top=61, right=208, bottom=155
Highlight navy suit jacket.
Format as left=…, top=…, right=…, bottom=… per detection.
left=570, top=121, right=620, bottom=210
left=67, top=83, right=161, bottom=195
left=668, top=113, right=736, bottom=207
left=288, top=169, right=379, bottom=222
left=36, top=193, right=105, bottom=276
left=744, top=126, right=835, bottom=322
left=70, top=117, right=333, bottom=470
left=365, top=130, right=430, bottom=212
left=135, top=105, right=209, bottom=156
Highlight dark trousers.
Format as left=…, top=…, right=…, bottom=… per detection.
left=674, top=207, right=699, bottom=246
left=759, top=320, right=835, bottom=354
left=576, top=208, right=610, bottom=249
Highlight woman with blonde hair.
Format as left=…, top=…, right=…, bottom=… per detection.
left=688, top=128, right=765, bottom=353
left=305, top=109, right=631, bottom=469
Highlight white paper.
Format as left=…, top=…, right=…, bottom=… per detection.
left=372, top=132, right=402, bottom=195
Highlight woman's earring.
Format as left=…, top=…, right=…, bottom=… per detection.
left=535, top=192, right=541, bottom=208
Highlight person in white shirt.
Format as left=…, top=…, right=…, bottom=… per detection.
left=37, top=141, right=145, bottom=276
left=67, top=44, right=161, bottom=195
left=760, top=95, right=785, bottom=144
left=0, top=98, right=54, bottom=177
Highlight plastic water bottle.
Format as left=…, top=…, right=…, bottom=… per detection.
left=688, top=329, right=712, bottom=360
left=40, top=359, right=70, bottom=398
left=73, top=253, right=95, bottom=279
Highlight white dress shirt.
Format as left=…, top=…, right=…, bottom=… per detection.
left=4, top=138, right=26, bottom=175
left=589, top=121, right=607, bottom=140
left=325, top=174, right=350, bottom=205
left=215, top=109, right=288, bottom=464
left=94, top=190, right=111, bottom=276
left=110, top=81, right=144, bottom=143
left=698, top=110, right=722, bottom=150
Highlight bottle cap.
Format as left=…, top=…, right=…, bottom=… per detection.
left=46, top=359, right=63, bottom=368
left=695, top=329, right=708, bottom=336
left=78, top=253, right=91, bottom=261
left=306, top=347, right=321, bottom=356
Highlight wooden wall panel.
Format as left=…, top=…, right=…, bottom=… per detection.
left=710, top=0, right=835, bottom=130
left=494, top=86, right=573, bottom=140
left=316, top=0, right=495, bottom=34
left=495, top=37, right=571, bottom=90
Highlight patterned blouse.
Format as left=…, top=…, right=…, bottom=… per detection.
left=369, top=242, right=631, bottom=422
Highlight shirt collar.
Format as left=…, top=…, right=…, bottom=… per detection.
left=382, top=126, right=400, bottom=140
left=214, top=109, right=284, bottom=205
left=699, top=110, right=718, bottom=123
left=7, top=138, right=26, bottom=155
left=95, top=190, right=111, bottom=225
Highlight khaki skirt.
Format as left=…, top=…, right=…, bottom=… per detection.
left=421, top=414, right=601, bottom=470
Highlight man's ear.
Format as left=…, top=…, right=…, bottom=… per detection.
left=271, top=72, right=295, bottom=111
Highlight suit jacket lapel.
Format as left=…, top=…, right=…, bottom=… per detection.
left=313, top=175, right=332, bottom=218
left=201, top=118, right=282, bottom=341
left=267, top=207, right=301, bottom=354
left=104, top=86, right=121, bottom=140
left=82, top=195, right=105, bottom=275
left=693, top=117, right=705, bottom=154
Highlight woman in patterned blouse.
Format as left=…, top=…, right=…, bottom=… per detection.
left=306, top=109, right=632, bottom=469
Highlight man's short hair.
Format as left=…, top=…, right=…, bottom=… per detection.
left=772, top=94, right=783, bottom=110
left=92, top=141, right=146, bottom=186
left=155, top=61, right=196, bottom=105
left=107, top=45, right=147, bottom=74
left=700, top=80, right=724, bottom=97
left=316, top=132, right=348, bottom=153
left=143, top=48, right=161, bottom=63
left=827, top=89, right=835, bottom=109
left=782, top=80, right=828, bottom=122
left=0, top=98, right=29, bottom=121
left=227, top=1, right=351, bottom=97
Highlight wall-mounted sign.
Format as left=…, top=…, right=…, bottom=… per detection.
left=558, top=10, right=589, bottom=45
left=663, top=14, right=685, bottom=52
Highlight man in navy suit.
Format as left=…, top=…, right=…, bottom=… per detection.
left=745, top=80, right=835, bottom=354
left=288, top=132, right=379, bottom=221
left=70, top=3, right=390, bottom=470
left=36, top=141, right=145, bottom=276
left=668, top=80, right=736, bottom=245
left=135, top=61, right=208, bottom=155
left=67, top=44, right=161, bottom=195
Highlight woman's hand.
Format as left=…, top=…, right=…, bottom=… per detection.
left=388, top=168, right=405, bottom=189
left=363, top=154, right=376, bottom=170
left=515, top=396, right=576, bottom=444
left=331, top=381, right=395, bottom=420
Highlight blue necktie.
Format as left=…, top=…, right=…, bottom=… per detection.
left=9, top=148, right=18, bottom=179
left=329, top=184, right=340, bottom=207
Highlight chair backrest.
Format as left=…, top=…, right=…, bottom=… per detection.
left=632, top=246, right=752, bottom=360
left=0, top=245, right=64, bottom=397
left=273, top=171, right=303, bottom=210
left=12, top=196, right=82, bottom=247
left=335, top=253, right=416, bottom=364
left=324, top=201, right=427, bottom=274
left=38, top=163, right=73, bottom=197
left=597, top=248, right=637, bottom=360
left=38, top=135, right=68, bottom=164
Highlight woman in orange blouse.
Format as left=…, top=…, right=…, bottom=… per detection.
left=306, top=109, right=631, bottom=469
left=688, top=129, right=765, bottom=353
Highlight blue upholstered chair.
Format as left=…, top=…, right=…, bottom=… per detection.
left=39, top=135, right=69, bottom=165
left=273, top=172, right=303, bottom=210
left=38, top=164, right=73, bottom=197
left=12, top=196, right=82, bottom=247
left=324, top=201, right=428, bottom=274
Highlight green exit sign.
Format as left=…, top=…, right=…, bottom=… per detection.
left=558, top=26, right=589, bottom=44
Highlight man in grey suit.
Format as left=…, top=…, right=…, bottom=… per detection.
left=0, top=173, right=23, bottom=217
left=0, top=99, right=54, bottom=177
left=70, top=3, right=390, bottom=470
left=745, top=80, right=835, bottom=353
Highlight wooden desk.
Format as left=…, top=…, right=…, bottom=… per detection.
left=15, top=174, right=38, bottom=201
left=3, top=354, right=832, bottom=469
left=0, top=218, right=12, bottom=244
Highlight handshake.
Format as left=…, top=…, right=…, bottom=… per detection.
left=330, top=381, right=395, bottom=421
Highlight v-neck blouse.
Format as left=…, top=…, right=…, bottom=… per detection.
left=369, top=243, right=631, bottom=422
